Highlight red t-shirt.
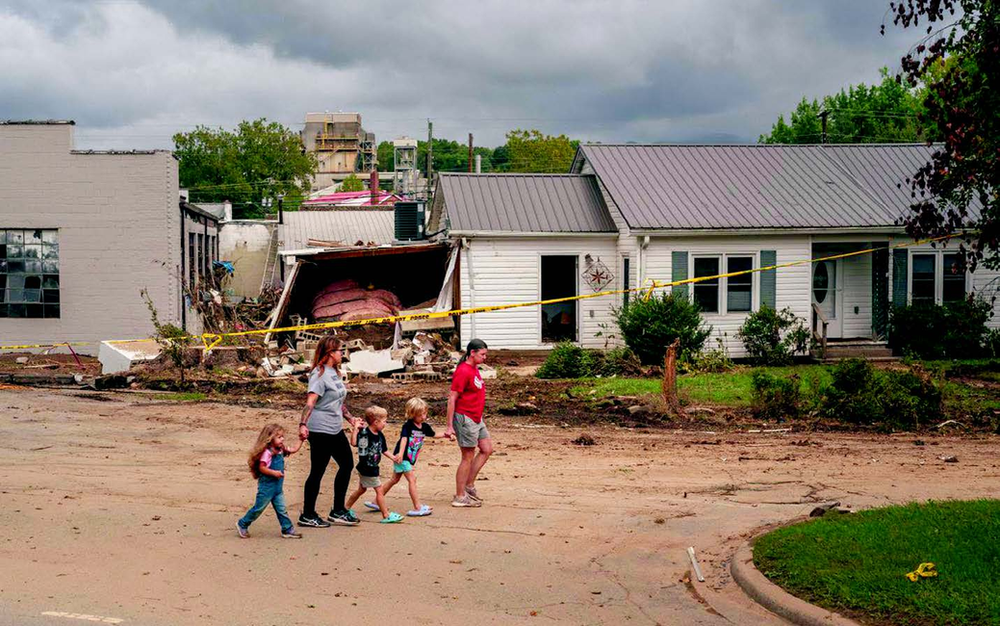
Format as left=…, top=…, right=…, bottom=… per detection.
left=451, top=361, right=486, bottom=422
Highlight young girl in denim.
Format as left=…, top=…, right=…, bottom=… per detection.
left=237, top=424, right=303, bottom=539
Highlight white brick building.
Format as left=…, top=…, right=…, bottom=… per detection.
left=0, top=121, right=217, bottom=354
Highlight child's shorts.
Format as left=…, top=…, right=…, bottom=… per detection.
left=360, top=474, right=381, bottom=489
left=393, top=461, right=414, bottom=474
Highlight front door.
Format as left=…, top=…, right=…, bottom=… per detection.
left=812, top=259, right=842, bottom=338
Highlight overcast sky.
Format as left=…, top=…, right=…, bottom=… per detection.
left=0, top=0, right=920, bottom=150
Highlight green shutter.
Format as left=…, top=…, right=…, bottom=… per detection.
left=892, top=249, right=908, bottom=308
left=672, top=251, right=688, bottom=298
left=760, top=250, right=777, bottom=309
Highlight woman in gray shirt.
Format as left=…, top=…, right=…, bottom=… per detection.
left=297, top=335, right=362, bottom=527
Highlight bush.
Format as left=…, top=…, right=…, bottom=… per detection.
left=889, top=297, right=994, bottom=359
left=688, top=337, right=734, bottom=373
left=823, top=359, right=942, bottom=429
left=613, top=293, right=712, bottom=365
left=535, top=342, right=596, bottom=379
left=985, top=329, right=1000, bottom=358
left=751, top=370, right=801, bottom=421
left=738, top=306, right=810, bottom=366
left=595, top=347, right=644, bottom=377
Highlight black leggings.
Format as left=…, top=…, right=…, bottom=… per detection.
left=302, top=430, right=355, bottom=516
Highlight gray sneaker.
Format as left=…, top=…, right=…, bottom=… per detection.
left=451, top=495, right=482, bottom=508
left=281, top=529, right=303, bottom=539
left=236, top=522, right=248, bottom=538
left=465, top=486, right=483, bottom=502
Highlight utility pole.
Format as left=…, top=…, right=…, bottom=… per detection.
left=468, top=133, right=474, bottom=173
left=426, top=119, right=433, bottom=199
left=818, top=108, right=829, bottom=144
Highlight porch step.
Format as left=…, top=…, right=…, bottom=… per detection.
left=813, top=340, right=895, bottom=360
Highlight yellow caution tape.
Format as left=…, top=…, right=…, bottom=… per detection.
left=0, top=232, right=965, bottom=352
left=905, top=562, right=937, bottom=581
left=0, top=341, right=92, bottom=351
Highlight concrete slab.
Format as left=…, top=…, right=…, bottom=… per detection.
left=98, top=340, right=162, bottom=375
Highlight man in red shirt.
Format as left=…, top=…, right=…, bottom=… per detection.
left=445, top=339, right=491, bottom=507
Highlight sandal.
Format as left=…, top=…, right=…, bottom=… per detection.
left=363, top=501, right=380, bottom=511
left=407, top=505, right=433, bottom=517
left=381, top=512, right=404, bottom=524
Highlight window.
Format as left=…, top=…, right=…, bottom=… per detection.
left=692, top=257, right=720, bottom=313
left=623, top=256, right=630, bottom=306
left=691, top=254, right=756, bottom=314
left=188, top=233, right=196, bottom=292
left=727, top=256, right=753, bottom=312
left=942, top=253, right=965, bottom=303
left=909, top=251, right=966, bottom=305
left=0, top=228, right=60, bottom=319
left=911, top=254, right=936, bottom=304
left=541, top=256, right=577, bottom=342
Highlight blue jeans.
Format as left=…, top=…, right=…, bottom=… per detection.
left=239, top=479, right=293, bottom=533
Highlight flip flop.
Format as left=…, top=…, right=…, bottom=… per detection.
left=363, top=502, right=380, bottom=511
left=407, top=505, right=433, bottom=517
left=380, top=512, right=404, bottom=524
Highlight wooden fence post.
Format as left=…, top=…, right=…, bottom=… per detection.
left=662, top=338, right=681, bottom=416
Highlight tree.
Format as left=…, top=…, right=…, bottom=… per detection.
left=759, top=69, right=936, bottom=144
left=174, top=119, right=316, bottom=218
left=884, top=0, right=999, bottom=268
left=504, top=129, right=578, bottom=173
left=339, top=173, right=364, bottom=192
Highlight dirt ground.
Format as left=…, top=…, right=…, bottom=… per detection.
left=2, top=387, right=999, bottom=626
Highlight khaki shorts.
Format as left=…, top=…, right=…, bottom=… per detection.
left=359, top=474, right=381, bottom=489
left=453, top=413, right=489, bottom=448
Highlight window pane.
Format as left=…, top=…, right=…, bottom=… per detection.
left=8, top=275, right=24, bottom=289
left=8, top=303, right=24, bottom=317
left=43, top=289, right=59, bottom=303
left=942, top=254, right=965, bottom=303
left=911, top=254, right=935, bottom=303
left=42, top=275, right=59, bottom=289
left=0, top=244, right=5, bottom=258
left=41, top=230, right=58, bottom=244
left=42, top=243, right=58, bottom=259
left=44, top=304, right=60, bottom=319
left=25, top=260, right=41, bottom=273
left=7, top=260, right=24, bottom=273
left=25, top=229, right=42, bottom=244
left=8, top=244, right=23, bottom=258
left=23, top=275, right=40, bottom=289
left=693, top=257, right=720, bottom=313
left=26, top=303, right=43, bottom=318
left=7, top=231, right=23, bottom=245
left=23, top=289, right=40, bottom=303
left=42, top=260, right=58, bottom=273
left=0, top=304, right=6, bottom=318
left=727, top=256, right=753, bottom=312
left=7, top=289, right=23, bottom=302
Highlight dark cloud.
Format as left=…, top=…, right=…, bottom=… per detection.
left=0, top=0, right=923, bottom=149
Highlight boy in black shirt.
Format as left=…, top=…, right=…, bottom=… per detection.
left=346, top=406, right=404, bottom=524
left=366, top=397, right=451, bottom=517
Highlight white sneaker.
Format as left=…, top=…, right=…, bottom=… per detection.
left=451, top=495, right=482, bottom=508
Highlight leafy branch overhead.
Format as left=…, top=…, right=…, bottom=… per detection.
left=884, top=0, right=1000, bottom=269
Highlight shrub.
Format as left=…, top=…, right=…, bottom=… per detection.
left=751, top=370, right=801, bottom=421
left=535, top=342, right=596, bottom=379
left=595, top=347, right=644, bottom=377
left=985, top=329, right=1000, bottom=358
left=689, top=337, right=735, bottom=373
left=613, top=293, right=712, bottom=365
left=889, top=297, right=994, bottom=359
left=823, top=359, right=942, bottom=429
left=737, top=306, right=810, bottom=366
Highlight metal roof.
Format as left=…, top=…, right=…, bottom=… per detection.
left=437, top=173, right=616, bottom=233
left=579, top=144, right=904, bottom=230
left=279, top=209, right=395, bottom=251
left=822, top=144, right=982, bottom=221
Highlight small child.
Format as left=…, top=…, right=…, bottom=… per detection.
left=367, top=397, right=451, bottom=517
left=345, top=406, right=404, bottom=524
left=237, top=423, right=303, bottom=539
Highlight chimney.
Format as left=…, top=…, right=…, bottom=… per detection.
left=179, top=188, right=190, bottom=203
left=370, top=169, right=379, bottom=205
left=475, top=154, right=482, bottom=174
left=223, top=200, right=232, bottom=222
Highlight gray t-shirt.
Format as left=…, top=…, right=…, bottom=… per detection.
left=306, top=366, right=347, bottom=435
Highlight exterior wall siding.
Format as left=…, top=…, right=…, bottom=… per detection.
left=0, top=125, right=179, bottom=354
left=643, top=235, right=813, bottom=358
left=458, top=236, right=619, bottom=350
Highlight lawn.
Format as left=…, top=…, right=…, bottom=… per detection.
left=753, top=500, right=1000, bottom=625
left=571, top=365, right=833, bottom=407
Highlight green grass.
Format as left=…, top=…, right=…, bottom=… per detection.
left=155, top=392, right=208, bottom=402
left=571, top=365, right=832, bottom=406
left=753, top=500, right=1000, bottom=625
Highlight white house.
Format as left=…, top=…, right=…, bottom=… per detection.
left=430, top=144, right=999, bottom=356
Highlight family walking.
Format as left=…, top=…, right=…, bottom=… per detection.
left=236, top=335, right=493, bottom=537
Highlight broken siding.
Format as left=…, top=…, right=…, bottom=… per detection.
left=643, top=235, right=812, bottom=358
left=458, top=236, right=619, bottom=350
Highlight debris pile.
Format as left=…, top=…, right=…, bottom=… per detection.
left=311, top=279, right=401, bottom=322
left=259, top=326, right=494, bottom=383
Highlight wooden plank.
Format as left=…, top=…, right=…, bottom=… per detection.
left=264, top=260, right=301, bottom=346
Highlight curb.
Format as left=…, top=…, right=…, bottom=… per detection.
left=731, top=540, right=861, bottom=626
